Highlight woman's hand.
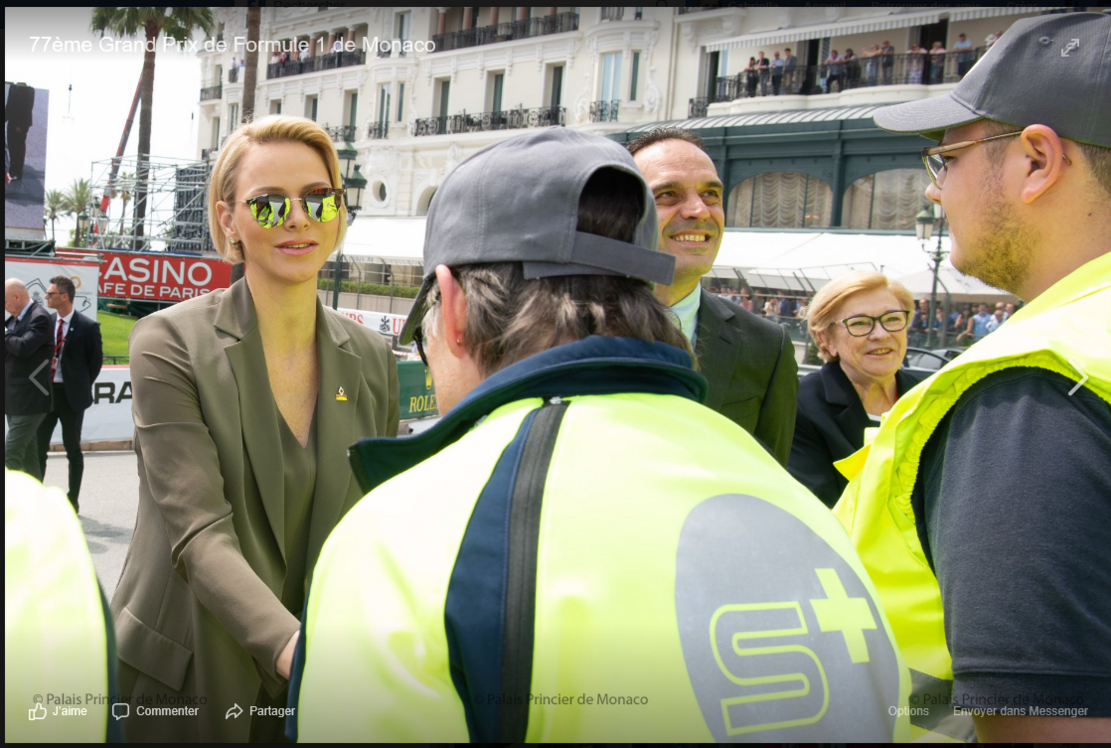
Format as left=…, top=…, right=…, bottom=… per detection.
left=277, top=631, right=299, bottom=680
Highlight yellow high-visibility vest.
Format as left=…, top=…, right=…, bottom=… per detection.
left=291, top=336, right=911, bottom=742
left=835, top=252, right=1111, bottom=741
left=5, top=470, right=112, bottom=743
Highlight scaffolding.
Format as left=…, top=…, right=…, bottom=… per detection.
left=85, top=154, right=214, bottom=254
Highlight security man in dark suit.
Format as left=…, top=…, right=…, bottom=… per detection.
left=629, top=128, right=798, bottom=465
left=5, top=82, right=35, bottom=182
left=36, top=276, right=103, bottom=512
left=5, top=278, right=53, bottom=479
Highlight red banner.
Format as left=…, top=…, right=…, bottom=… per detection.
left=98, top=251, right=231, bottom=302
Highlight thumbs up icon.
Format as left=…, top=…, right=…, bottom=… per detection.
left=28, top=703, right=47, bottom=720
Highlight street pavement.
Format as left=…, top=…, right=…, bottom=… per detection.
left=43, top=450, right=139, bottom=600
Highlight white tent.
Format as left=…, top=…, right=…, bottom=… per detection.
left=713, top=230, right=940, bottom=293
left=340, top=217, right=426, bottom=264
left=895, top=262, right=1018, bottom=302
left=338, top=220, right=1014, bottom=302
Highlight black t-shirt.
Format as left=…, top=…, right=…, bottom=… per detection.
left=912, top=367, right=1111, bottom=717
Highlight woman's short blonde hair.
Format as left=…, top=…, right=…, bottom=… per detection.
left=208, top=115, right=347, bottom=263
left=804, top=270, right=913, bottom=362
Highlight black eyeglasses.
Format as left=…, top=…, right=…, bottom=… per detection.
left=840, top=310, right=910, bottom=337
left=410, top=269, right=463, bottom=368
left=240, top=187, right=345, bottom=228
left=411, top=326, right=429, bottom=367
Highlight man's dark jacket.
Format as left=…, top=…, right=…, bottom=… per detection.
left=5, top=84, right=35, bottom=130
left=695, top=290, right=798, bottom=466
left=788, top=360, right=922, bottom=507
left=5, top=301, right=53, bottom=415
left=53, top=310, right=103, bottom=412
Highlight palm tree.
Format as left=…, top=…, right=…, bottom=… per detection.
left=44, top=190, right=66, bottom=243
left=113, top=171, right=135, bottom=235
left=63, top=178, right=94, bottom=247
left=91, top=7, right=213, bottom=249
left=63, top=178, right=94, bottom=217
left=241, top=7, right=261, bottom=124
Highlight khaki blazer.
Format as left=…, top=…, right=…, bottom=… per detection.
left=111, top=278, right=399, bottom=742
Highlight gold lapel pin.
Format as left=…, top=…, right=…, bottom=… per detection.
left=335, top=386, right=348, bottom=402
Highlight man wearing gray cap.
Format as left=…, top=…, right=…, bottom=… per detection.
left=834, top=11, right=1111, bottom=743
left=288, top=127, right=908, bottom=742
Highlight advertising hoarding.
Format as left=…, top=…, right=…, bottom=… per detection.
left=4, top=255, right=99, bottom=316
left=98, top=250, right=231, bottom=302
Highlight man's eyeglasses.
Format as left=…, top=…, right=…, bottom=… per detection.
left=411, top=325, right=429, bottom=367
left=241, top=187, right=345, bottom=229
left=840, top=310, right=910, bottom=337
left=410, top=269, right=463, bottom=368
left=43, top=292, right=58, bottom=298
left=921, top=131, right=1023, bottom=190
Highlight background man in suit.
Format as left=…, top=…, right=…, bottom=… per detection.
left=36, top=276, right=103, bottom=512
left=5, top=83, right=35, bottom=183
left=629, top=128, right=799, bottom=465
left=5, top=278, right=53, bottom=478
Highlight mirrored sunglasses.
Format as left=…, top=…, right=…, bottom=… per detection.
left=242, top=187, right=345, bottom=229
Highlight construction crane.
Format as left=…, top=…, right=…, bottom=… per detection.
left=89, top=75, right=142, bottom=248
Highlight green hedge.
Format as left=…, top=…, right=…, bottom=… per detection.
left=317, top=279, right=420, bottom=298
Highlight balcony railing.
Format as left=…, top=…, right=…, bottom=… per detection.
left=413, top=116, right=449, bottom=137
left=413, top=106, right=566, bottom=136
left=367, top=121, right=389, bottom=139
left=710, top=49, right=989, bottom=102
left=325, top=124, right=357, bottom=143
left=677, top=6, right=718, bottom=14
left=601, top=7, right=624, bottom=21
left=200, top=84, right=222, bottom=101
left=431, top=11, right=578, bottom=52
left=266, top=49, right=366, bottom=80
left=589, top=99, right=619, bottom=123
left=227, top=67, right=239, bottom=84
left=688, top=97, right=709, bottom=119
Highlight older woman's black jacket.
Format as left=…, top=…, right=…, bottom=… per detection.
left=788, top=361, right=923, bottom=507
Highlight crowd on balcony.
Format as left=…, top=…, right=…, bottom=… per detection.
left=270, top=49, right=299, bottom=65
left=716, top=29, right=1001, bottom=103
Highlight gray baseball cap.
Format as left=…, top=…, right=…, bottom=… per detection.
left=874, top=11, right=1111, bottom=145
left=398, top=127, right=674, bottom=345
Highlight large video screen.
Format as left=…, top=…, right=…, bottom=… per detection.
left=5, top=82, right=49, bottom=239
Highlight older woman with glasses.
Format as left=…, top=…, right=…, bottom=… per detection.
left=788, top=270, right=921, bottom=506
left=111, top=115, right=399, bottom=742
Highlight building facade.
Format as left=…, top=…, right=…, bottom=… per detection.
left=195, top=5, right=1098, bottom=239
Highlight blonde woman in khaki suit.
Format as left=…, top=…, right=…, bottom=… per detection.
left=111, top=116, right=399, bottom=742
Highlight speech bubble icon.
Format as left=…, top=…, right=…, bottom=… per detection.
left=112, top=703, right=130, bottom=720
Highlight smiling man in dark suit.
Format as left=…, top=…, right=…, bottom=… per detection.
left=629, top=128, right=798, bottom=465
left=5, top=277, right=53, bottom=479
left=36, top=276, right=103, bottom=512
